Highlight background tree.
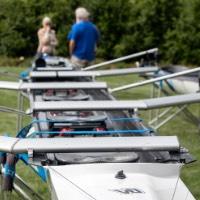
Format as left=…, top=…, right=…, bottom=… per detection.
left=1, top=0, right=200, bottom=65
left=114, top=0, right=181, bottom=58
left=164, top=0, right=200, bottom=64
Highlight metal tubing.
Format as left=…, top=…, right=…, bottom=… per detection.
left=154, top=105, right=187, bottom=130
left=149, top=107, right=173, bottom=125
left=0, top=106, right=27, bottom=116
left=181, top=107, right=200, bottom=126
left=93, top=67, right=159, bottom=77
left=149, top=84, right=155, bottom=122
left=0, top=136, right=179, bottom=154
left=16, top=92, right=24, bottom=132
left=155, top=86, right=162, bottom=127
left=111, top=67, right=200, bottom=93
left=14, top=174, right=44, bottom=200
left=84, top=48, right=158, bottom=71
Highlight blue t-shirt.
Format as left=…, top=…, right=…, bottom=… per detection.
left=68, top=21, right=99, bottom=61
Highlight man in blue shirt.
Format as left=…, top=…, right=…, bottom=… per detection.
left=68, top=7, right=100, bottom=68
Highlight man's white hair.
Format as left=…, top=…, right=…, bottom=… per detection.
left=42, top=17, right=51, bottom=26
left=75, top=7, right=90, bottom=19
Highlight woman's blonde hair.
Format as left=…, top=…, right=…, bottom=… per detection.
left=42, top=17, right=52, bottom=26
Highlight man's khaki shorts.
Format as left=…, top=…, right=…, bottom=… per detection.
left=71, top=56, right=91, bottom=69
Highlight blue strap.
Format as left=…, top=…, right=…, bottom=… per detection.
left=18, top=153, right=29, bottom=165
left=0, top=152, right=6, bottom=157
left=109, top=117, right=142, bottom=122
left=4, top=163, right=15, bottom=178
left=20, top=67, right=31, bottom=79
left=17, top=124, right=32, bottom=138
left=36, top=166, right=48, bottom=182
left=164, top=79, right=176, bottom=92
left=159, top=80, right=163, bottom=89
left=17, top=153, right=47, bottom=182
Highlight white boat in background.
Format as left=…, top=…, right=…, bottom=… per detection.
left=155, top=65, right=199, bottom=94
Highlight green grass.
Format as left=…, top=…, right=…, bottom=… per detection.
left=0, top=67, right=199, bottom=199
left=0, top=67, right=50, bottom=199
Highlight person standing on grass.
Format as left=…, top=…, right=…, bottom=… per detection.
left=37, top=17, right=58, bottom=57
left=67, top=7, right=100, bottom=68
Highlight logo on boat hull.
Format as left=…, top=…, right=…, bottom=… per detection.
left=109, top=188, right=145, bottom=194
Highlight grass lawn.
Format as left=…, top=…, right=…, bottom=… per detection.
left=0, top=66, right=199, bottom=199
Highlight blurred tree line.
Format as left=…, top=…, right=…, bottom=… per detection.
left=0, top=0, right=200, bottom=65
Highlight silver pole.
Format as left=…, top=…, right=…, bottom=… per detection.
left=0, top=106, right=27, bottom=116
left=19, top=93, right=24, bottom=131
left=14, top=174, right=44, bottom=200
left=111, top=67, right=200, bottom=93
left=154, top=105, right=187, bottom=130
left=149, top=84, right=155, bottom=122
left=83, top=48, right=158, bottom=71
left=149, top=107, right=173, bottom=125
left=16, top=91, right=22, bottom=132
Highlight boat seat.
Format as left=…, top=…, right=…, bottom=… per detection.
left=47, top=114, right=107, bottom=123
left=54, top=152, right=139, bottom=164
left=42, top=93, right=90, bottom=101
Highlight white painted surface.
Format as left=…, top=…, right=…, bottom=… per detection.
left=48, top=163, right=195, bottom=200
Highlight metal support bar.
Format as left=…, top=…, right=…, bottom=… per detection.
left=21, top=92, right=30, bottom=100
left=155, top=83, right=162, bottom=127
left=152, top=105, right=187, bottom=130
left=16, top=92, right=24, bottom=132
left=111, top=67, right=200, bottom=93
left=181, top=107, right=200, bottom=127
left=147, top=78, right=200, bottom=130
left=0, top=70, right=18, bottom=78
left=84, top=48, right=158, bottom=70
left=0, top=106, right=27, bottom=116
left=0, top=136, right=180, bottom=154
left=32, top=93, right=200, bottom=112
left=149, top=83, right=155, bottom=122
left=14, top=185, right=33, bottom=200
left=149, top=107, right=173, bottom=125
left=14, top=174, right=44, bottom=200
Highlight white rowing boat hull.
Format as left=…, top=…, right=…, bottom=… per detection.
left=48, top=163, right=195, bottom=200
